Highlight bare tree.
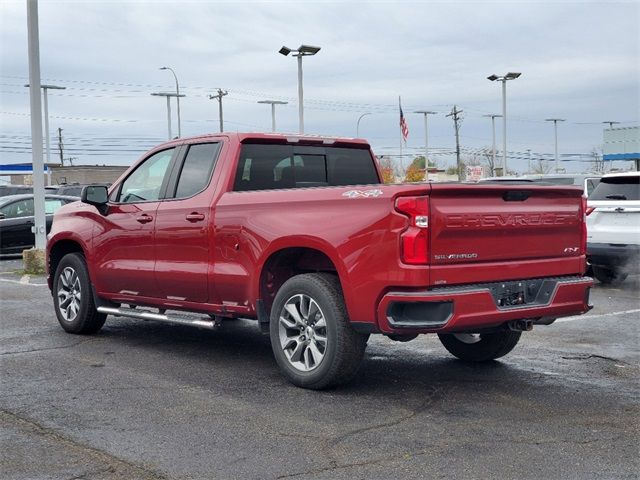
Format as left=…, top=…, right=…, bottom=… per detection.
left=531, top=156, right=552, bottom=174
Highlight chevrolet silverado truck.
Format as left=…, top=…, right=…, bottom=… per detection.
left=46, top=133, right=593, bottom=389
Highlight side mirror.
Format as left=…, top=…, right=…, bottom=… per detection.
left=81, top=185, right=109, bottom=214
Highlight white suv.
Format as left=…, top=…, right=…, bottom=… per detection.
left=587, top=172, right=640, bottom=284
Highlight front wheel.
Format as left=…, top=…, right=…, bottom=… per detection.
left=53, top=253, right=106, bottom=334
left=269, top=273, right=368, bottom=389
left=438, top=330, right=521, bottom=362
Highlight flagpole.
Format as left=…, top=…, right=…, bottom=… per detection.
left=399, top=96, right=403, bottom=175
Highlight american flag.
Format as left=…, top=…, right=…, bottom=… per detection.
left=399, top=97, right=409, bottom=143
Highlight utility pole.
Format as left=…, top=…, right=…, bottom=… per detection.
left=57, top=128, right=64, bottom=165
left=446, top=105, right=463, bottom=180
left=209, top=89, right=228, bottom=133
left=527, top=149, right=532, bottom=174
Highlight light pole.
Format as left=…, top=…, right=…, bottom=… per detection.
left=159, top=67, right=182, bottom=137
left=546, top=118, right=565, bottom=173
left=603, top=121, right=620, bottom=129
left=258, top=100, right=288, bottom=132
left=279, top=44, right=321, bottom=134
left=26, top=0, right=46, bottom=250
left=356, top=113, right=371, bottom=137
left=151, top=92, right=185, bottom=140
left=24, top=83, right=65, bottom=167
left=414, top=110, right=437, bottom=166
left=483, top=114, right=502, bottom=175
left=487, top=72, right=521, bottom=174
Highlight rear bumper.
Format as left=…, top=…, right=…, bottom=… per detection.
left=376, top=276, right=593, bottom=334
left=587, top=242, right=640, bottom=270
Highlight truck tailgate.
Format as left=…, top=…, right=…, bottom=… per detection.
left=429, top=183, right=585, bottom=285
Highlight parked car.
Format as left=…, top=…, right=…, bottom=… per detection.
left=0, top=185, right=58, bottom=197
left=47, top=133, right=592, bottom=389
left=586, top=172, right=640, bottom=284
left=481, top=174, right=601, bottom=195
left=55, top=183, right=110, bottom=197
left=0, top=194, right=79, bottom=255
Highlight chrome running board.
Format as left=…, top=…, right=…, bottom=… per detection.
left=97, top=306, right=219, bottom=329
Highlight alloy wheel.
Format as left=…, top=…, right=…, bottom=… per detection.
left=278, top=294, right=328, bottom=372
left=57, top=266, right=81, bottom=322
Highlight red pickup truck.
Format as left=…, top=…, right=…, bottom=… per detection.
left=47, top=133, right=593, bottom=389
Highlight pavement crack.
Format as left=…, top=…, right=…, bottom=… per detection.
left=275, top=456, right=391, bottom=478
left=0, top=409, right=168, bottom=479
left=561, top=354, right=623, bottom=363
left=66, top=466, right=116, bottom=480
left=327, top=387, right=441, bottom=449
left=0, top=339, right=93, bottom=356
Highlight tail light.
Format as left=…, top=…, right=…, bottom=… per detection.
left=585, top=206, right=596, bottom=216
left=395, top=196, right=429, bottom=264
left=580, top=196, right=588, bottom=256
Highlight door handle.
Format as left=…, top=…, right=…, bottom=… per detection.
left=136, top=214, right=153, bottom=224
left=185, top=213, right=205, bottom=222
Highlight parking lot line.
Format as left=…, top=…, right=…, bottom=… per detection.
left=557, top=308, right=640, bottom=323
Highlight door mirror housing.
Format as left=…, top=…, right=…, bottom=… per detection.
left=81, top=185, right=109, bottom=214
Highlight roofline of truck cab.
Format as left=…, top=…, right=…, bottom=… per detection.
left=149, top=132, right=371, bottom=151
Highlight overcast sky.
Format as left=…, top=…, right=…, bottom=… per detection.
left=1, top=0, right=638, bottom=173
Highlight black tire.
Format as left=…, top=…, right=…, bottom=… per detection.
left=592, top=266, right=628, bottom=286
left=269, top=273, right=368, bottom=389
left=52, top=253, right=106, bottom=334
left=438, top=330, right=521, bottom=362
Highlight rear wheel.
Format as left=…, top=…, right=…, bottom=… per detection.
left=592, top=266, right=628, bottom=286
left=269, top=273, right=368, bottom=389
left=438, top=330, right=521, bottom=362
left=53, top=253, right=106, bottom=334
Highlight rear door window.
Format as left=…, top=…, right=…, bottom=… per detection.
left=589, top=176, right=640, bottom=201
left=173, top=143, right=221, bottom=198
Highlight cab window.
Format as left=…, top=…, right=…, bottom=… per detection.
left=118, top=148, right=175, bottom=203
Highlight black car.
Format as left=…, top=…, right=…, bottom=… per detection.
left=0, top=185, right=58, bottom=197
left=55, top=183, right=111, bottom=197
left=0, top=194, right=79, bottom=255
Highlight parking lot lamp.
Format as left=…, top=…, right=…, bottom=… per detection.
left=546, top=118, right=566, bottom=173
left=487, top=72, right=521, bottom=174
left=414, top=110, right=438, bottom=166
left=258, top=100, right=288, bottom=132
left=279, top=45, right=321, bottom=134
left=160, top=67, right=182, bottom=137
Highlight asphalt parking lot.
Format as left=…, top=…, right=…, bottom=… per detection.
left=1, top=257, right=638, bottom=480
